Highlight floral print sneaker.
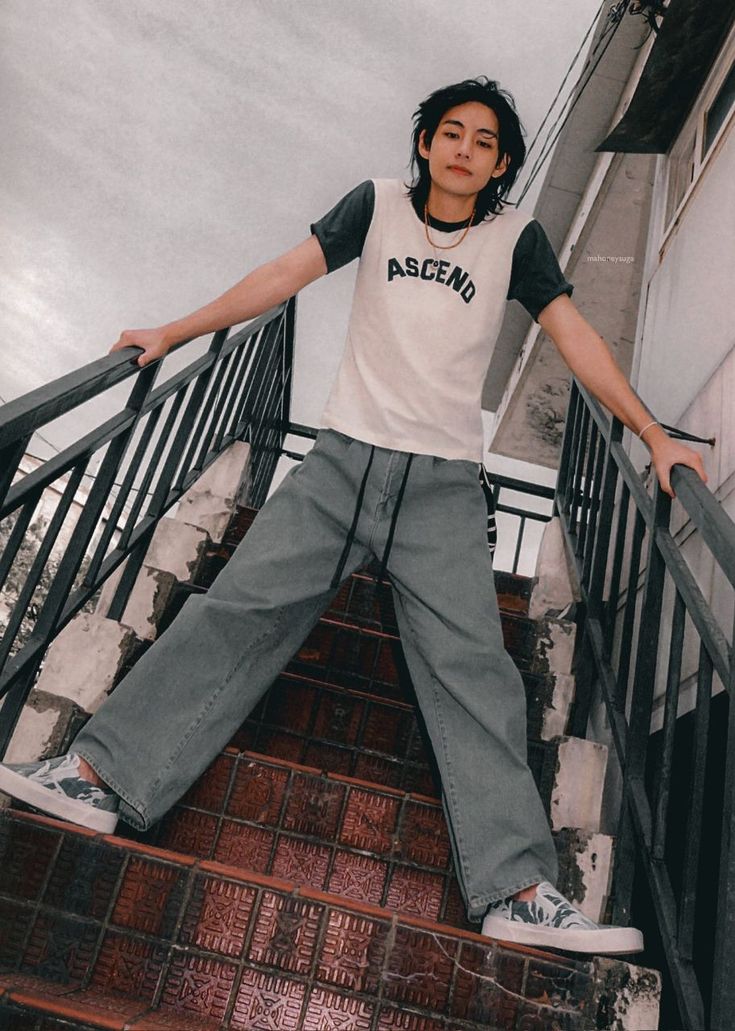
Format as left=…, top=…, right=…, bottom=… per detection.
left=482, top=880, right=644, bottom=955
left=0, top=753, right=119, bottom=833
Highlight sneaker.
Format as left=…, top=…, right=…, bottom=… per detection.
left=481, top=880, right=644, bottom=955
left=0, top=753, right=119, bottom=833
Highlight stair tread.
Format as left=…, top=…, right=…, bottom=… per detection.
left=1, top=804, right=655, bottom=1031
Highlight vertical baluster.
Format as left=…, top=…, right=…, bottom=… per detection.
left=652, top=588, right=685, bottom=859
left=587, top=417, right=623, bottom=622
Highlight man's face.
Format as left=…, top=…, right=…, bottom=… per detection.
left=418, top=101, right=509, bottom=200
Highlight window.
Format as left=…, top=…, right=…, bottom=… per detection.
left=703, top=58, right=735, bottom=155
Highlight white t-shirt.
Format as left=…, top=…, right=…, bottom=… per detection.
left=310, top=178, right=573, bottom=461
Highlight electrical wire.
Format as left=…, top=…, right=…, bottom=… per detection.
left=513, top=1, right=631, bottom=206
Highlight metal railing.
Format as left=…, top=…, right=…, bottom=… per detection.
left=556, top=377, right=735, bottom=1031
left=0, top=297, right=295, bottom=757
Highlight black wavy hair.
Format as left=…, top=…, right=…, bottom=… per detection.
left=405, top=76, right=527, bottom=221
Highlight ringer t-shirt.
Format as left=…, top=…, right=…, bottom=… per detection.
left=310, top=178, right=573, bottom=461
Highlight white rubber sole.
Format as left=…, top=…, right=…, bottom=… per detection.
left=0, top=765, right=118, bottom=834
left=481, top=913, right=644, bottom=955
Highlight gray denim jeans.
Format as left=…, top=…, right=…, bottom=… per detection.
left=74, top=428, right=558, bottom=920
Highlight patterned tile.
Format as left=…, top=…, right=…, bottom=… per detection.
left=251, top=729, right=305, bottom=764
left=179, top=753, right=234, bottom=812
left=230, top=968, right=305, bottom=1030
left=302, top=986, right=374, bottom=1030
left=451, top=941, right=525, bottom=1025
left=0, top=820, right=59, bottom=902
left=179, top=875, right=257, bottom=957
left=213, top=821, right=274, bottom=873
left=43, top=838, right=123, bottom=919
left=312, top=693, right=364, bottom=746
left=0, top=899, right=33, bottom=968
left=21, top=913, right=100, bottom=984
left=247, top=892, right=323, bottom=975
left=263, top=679, right=316, bottom=734
left=271, top=836, right=331, bottom=891
left=160, top=951, right=237, bottom=1021
left=111, top=857, right=186, bottom=937
left=301, top=741, right=353, bottom=776
left=282, top=773, right=345, bottom=839
left=382, top=925, right=457, bottom=1010
left=91, top=931, right=166, bottom=1002
left=339, top=787, right=400, bottom=855
left=128, top=1006, right=222, bottom=1030
left=376, top=1007, right=445, bottom=1030
left=156, top=809, right=218, bottom=859
left=327, top=850, right=388, bottom=905
left=385, top=867, right=445, bottom=920
left=361, top=705, right=412, bottom=755
left=226, top=760, right=289, bottom=825
left=399, top=802, right=450, bottom=868
left=315, top=909, right=389, bottom=993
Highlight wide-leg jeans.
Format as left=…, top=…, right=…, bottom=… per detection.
left=73, top=428, right=559, bottom=920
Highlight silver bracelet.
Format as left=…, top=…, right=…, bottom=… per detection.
left=638, top=419, right=658, bottom=439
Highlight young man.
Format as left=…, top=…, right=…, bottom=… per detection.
left=0, top=78, right=706, bottom=955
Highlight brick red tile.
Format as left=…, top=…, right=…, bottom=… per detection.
left=302, top=986, right=373, bottom=1030
left=263, top=679, right=316, bottom=734
left=230, top=967, right=305, bottom=1030
left=373, top=640, right=400, bottom=684
left=382, top=925, right=457, bottom=1010
left=402, top=764, right=439, bottom=797
left=0, top=898, right=33, bottom=967
left=315, top=909, right=389, bottom=992
left=226, top=760, right=289, bottom=824
left=339, top=787, right=400, bottom=854
left=301, top=740, right=353, bottom=776
left=0, top=819, right=60, bottom=901
left=179, top=753, right=234, bottom=812
left=385, top=867, right=445, bottom=921
left=111, top=857, right=186, bottom=937
left=90, top=932, right=165, bottom=1002
left=43, top=838, right=123, bottom=919
left=350, top=751, right=400, bottom=787
left=327, top=850, right=388, bottom=905
left=271, top=836, right=331, bottom=891
left=451, top=941, right=525, bottom=1025
left=21, top=914, right=100, bottom=983
left=312, top=693, right=364, bottom=745
left=376, top=1006, right=445, bottom=1030
left=282, top=773, right=345, bottom=839
left=159, top=952, right=237, bottom=1022
left=362, top=704, right=411, bottom=755
left=524, top=955, right=593, bottom=1013
left=247, top=892, right=323, bottom=975
left=441, top=877, right=472, bottom=929
left=254, top=729, right=305, bottom=764
left=178, top=875, right=257, bottom=957
left=128, top=1006, right=222, bottom=1030
left=213, top=821, right=274, bottom=873
left=400, top=801, right=450, bottom=868
left=155, top=808, right=218, bottom=859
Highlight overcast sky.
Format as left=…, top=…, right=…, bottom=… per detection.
left=1, top=0, right=602, bottom=460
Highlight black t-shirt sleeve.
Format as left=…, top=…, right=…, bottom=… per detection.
left=507, top=219, right=574, bottom=322
left=310, top=179, right=375, bottom=273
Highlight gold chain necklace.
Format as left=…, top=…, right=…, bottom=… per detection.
left=424, top=201, right=476, bottom=267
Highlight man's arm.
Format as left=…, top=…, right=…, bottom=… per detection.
left=538, top=294, right=708, bottom=498
left=110, top=234, right=327, bottom=367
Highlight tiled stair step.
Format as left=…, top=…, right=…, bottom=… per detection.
left=0, top=811, right=657, bottom=1031
left=120, top=747, right=613, bottom=933
left=287, top=618, right=556, bottom=735
left=229, top=672, right=554, bottom=804
left=190, top=550, right=540, bottom=669
left=227, top=672, right=585, bottom=824
left=0, top=973, right=219, bottom=1030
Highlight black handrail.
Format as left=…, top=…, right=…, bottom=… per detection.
left=0, top=299, right=295, bottom=756
left=556, top=376, right=735, bottom=1031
